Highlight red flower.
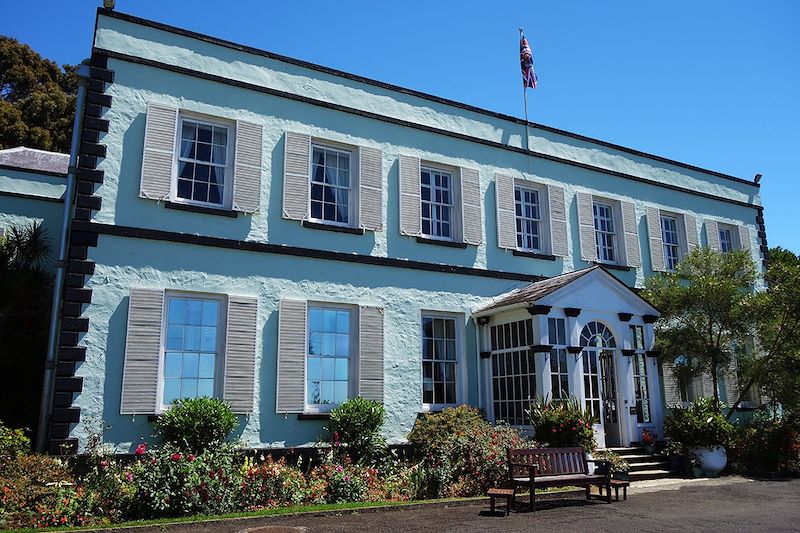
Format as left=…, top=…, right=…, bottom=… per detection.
left=171, top=453, right=182, bottom=461
left=151, top=458, right=158, bottom=466
left=135, top=443, right=147, bottom=456
left=100, top=460, right=109, bottom=468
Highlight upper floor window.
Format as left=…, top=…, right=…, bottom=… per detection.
left=163, top=294, right=224, bottom=408
left=660, top=215, right=681, bottom=271
left=177, top=118, right=231, bottom=207
left=310, top=145, right=352, bottom=226
left=719, top=225, right=734, bottom=253
left=421, top=167, right=454, bottom=240
left=307, top=305, right=354, bottom=409
left=515, top=185, right=542, bottom=252
left=593, top=201, right=617, bottom=263
left=548, top=318, right=569, bottom=401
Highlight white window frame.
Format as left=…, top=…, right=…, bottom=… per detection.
left=172, top=113, right=234, bottom=210
left=548, top=317, right=569, bottom=401
left=421, top=311, right=465, bottom=412
left=488, top=317, right=537, bottom=426
left=593, top=200, right=618, bottom=264
left=157, top=291, right=227, bottom=413
left=660, top=214, right=682, bottom=271
left=718, top=224, right=736, bottom=253
left=304, top=302, right=358, bottom=413
left=515, top=183, right=545, bottom=253
left=420, top=165, right=459, bottom=242
left=630, top=325, right=652, bottom=424
left=308, top=142, right=356, bottom=228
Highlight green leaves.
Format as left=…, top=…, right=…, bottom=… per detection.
left=153, top=397, right=239, bottom=454
left=327, top=397, right=386, bottom=465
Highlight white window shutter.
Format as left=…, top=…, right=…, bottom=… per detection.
left=223, top=295, right=258, bottom=413
left=548, top=184, right=568, bottom=257
left=646, top=206, right=665, bottom=272
left=705, top=219, right=720, bottom=251
left=276, top=299, right=306, bottom=413
left=701, top=373, right=715, bottom=400
left=398, top=155, right=421, bottom=236
left=661, top=360, right=681, bottom=407
left=621, top=201, right=641, bottom=267
left=358, top=306, right=384, bottom=402
left=282, top=132, right=310, bottom=220
left=120, top=288, right=164, bottom=415
left=232, top=120, right=263, bottom=213
left=495, top=173, right=517, bottom=249
left=683, top=214, right=698, bottom=252
left=460, top=167, right=482, bottom=245
left=359, top=146, right=383, bottom=231
left=738, top=225, right=752, bottom=256
left=140, top=102, right=178, bottom=201
left=725, top=359, right=739, bottom=406
left=576, top=192, right=597, bottom=262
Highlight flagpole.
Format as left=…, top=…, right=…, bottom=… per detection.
left=519, top=28, right=532, bottom=170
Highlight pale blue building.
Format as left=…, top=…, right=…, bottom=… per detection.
left=6, top=9, right=767, bottom=454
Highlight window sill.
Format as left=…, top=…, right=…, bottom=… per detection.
left=416, top=236, right=468, bottom=249
left=302, top=220, right=365, bottom=235
left=164, top=201, right=238, bottom=218
left=513, top=250, right=557, bottom=261
left=594, top=262, right=631, bottom=272
left=298, top=412, right=330, bottom=421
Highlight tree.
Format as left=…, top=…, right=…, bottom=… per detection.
left=0, top=36, right=77, bottom=153
left=0, top=222, right=53, bottom=437
left=727, top=247, right=800, bottom=419
left=643, top=248, right=757, bottom=412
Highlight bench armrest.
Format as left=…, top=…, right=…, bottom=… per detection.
left=509, top=462, right=538, bottom=481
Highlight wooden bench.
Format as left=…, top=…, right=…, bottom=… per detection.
left=486, top=487, right=515, bottom=515
left=508, top=447, right=612, bottom=511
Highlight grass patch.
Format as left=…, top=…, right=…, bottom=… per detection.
left=6, top=486, right=581, bottom=533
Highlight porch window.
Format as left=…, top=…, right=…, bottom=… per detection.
left=631, top=325, right=651, bottom=424
left=580, top=322, right=616, bottom=421
left=489, top=318, right=536, bottom=426
left=548, top=318, right=569, bottom=401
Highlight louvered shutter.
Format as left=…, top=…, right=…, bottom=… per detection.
left=738, top=225, right=752, bottom=256
left=283, top=132, right=310, bottom=220
left=701, top=373, right=715, bottom=400
left=548, top=185, right=568, bottom=257
left=705, top=219, right=720, bottom=251
left=661, top=361, right=681, bottom=407
left=724, top=359, right=739, bottom=406
left=232, top=120, right=263, bottom=213
left=398, top=155, right=421, bottom=236
left=646, top=207, right=665, bottom=272
left=460, top=167, right=482, bottom=245
left=223, top=295, right=258, bottom=413
left=120, top=288, right=164, bottom=415
left=576, top=192, right=597, bottom=262
left=140, top=102, right=178, bottom=201
left=276, top=299, right=306, bottom=413
left=359, top=146, right=383, bottom=231
left=621, top=201, right=641, bottom=267
left=359, top=306, right=384, bottom=402
left=683, top=214, right=698, bottom=252
left=495, top=173, right=517, bottom=249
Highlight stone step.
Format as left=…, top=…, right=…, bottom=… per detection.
left=628, top=461, right=671, bottom=472
left=628, top=469, right=676, bottom=482
left=605, top=447, right=644, bottom=454
left=624, top=454, right=666, bottom=464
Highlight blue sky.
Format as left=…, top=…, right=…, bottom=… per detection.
left=3, top=1, right=798, bottom=252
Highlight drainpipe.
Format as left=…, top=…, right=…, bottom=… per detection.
left=36, top=62, right=91, bottom=453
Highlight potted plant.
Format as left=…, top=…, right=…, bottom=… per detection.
left=664, top=398, right=733, bottom=477
left=592, top=449, right=631, bottom=480
left=641, top=428, right=657, bottom=454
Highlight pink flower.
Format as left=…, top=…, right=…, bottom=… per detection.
left=151, top=458, right=158, bottom=466
left=125, top=472, right=133, bottom=482
left=335, top=465, right=343, bottom=473
left=171, top=453, right=182, bottom=461
left=100, top=460, right=109, bottom=468
left=188, top=454, right=196, bottom=462
left=344, top=475, right=350, bottom=481
left=135, top=443, right=147, bottom=456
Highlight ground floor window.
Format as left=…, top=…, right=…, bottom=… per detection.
left=631, top=325, right=651, bottom=423
left=548, top=318, right=569, bottom=401
left=422, top=314, right=458, bottom=406
left=307, top=305, right=353, bottom=407
left=490, top=318, right=535, bottom=425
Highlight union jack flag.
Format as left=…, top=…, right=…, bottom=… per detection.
left=520, top=35, right=538, bottom=89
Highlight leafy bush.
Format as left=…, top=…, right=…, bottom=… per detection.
left=0, top=422, right=30, bottom=457
left=328, top=397, right=386, bottom=465
left=0, top=454, right=77, bottom=528
left=729, top=411, right=800, bottom=474
left=407, top=405, right=530, bottom=497
left=237, top=455, right=307, bottom=509
left=307, top=455, right=379, bottom=504
left=128, top=444, right=242, bottom=517
left=664, top=398, right=734, bottom=449
left=154, top=397, right=238, bottom=454
left=592, top=449, right=630, bottom=474
left=529, top=397, right=597, bottom=452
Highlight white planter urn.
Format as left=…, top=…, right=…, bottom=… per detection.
left=690, top=446, right=727, bottom=476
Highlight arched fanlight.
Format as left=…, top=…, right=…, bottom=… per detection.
left=579, top=322, right=616, bottom=349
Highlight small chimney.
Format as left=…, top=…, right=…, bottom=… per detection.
left=103, top=0, right=115, bottom=10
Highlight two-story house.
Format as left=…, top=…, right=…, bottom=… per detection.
left=34, top=8, right=767, bottom=453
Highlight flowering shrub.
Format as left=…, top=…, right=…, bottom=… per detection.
left=729, top=411, right=800, bottom=474
left=0, top=454, right=78, bottom=528
left=529, top=397, right=597, bottom=452
left=154, top=397, right=239, bottom=454
left=641, top=428, right=657, bottom=446
left=327, top=397, right=386, bottom=466
left=307, top=451, right=380, bottom=504
left=237, top=455, right=307, bottom=509
left=664, top=398, right=733, bottom=449
left=0, top=422, right=30, bottom=457
left=128, top=443, right=241, bottom=517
